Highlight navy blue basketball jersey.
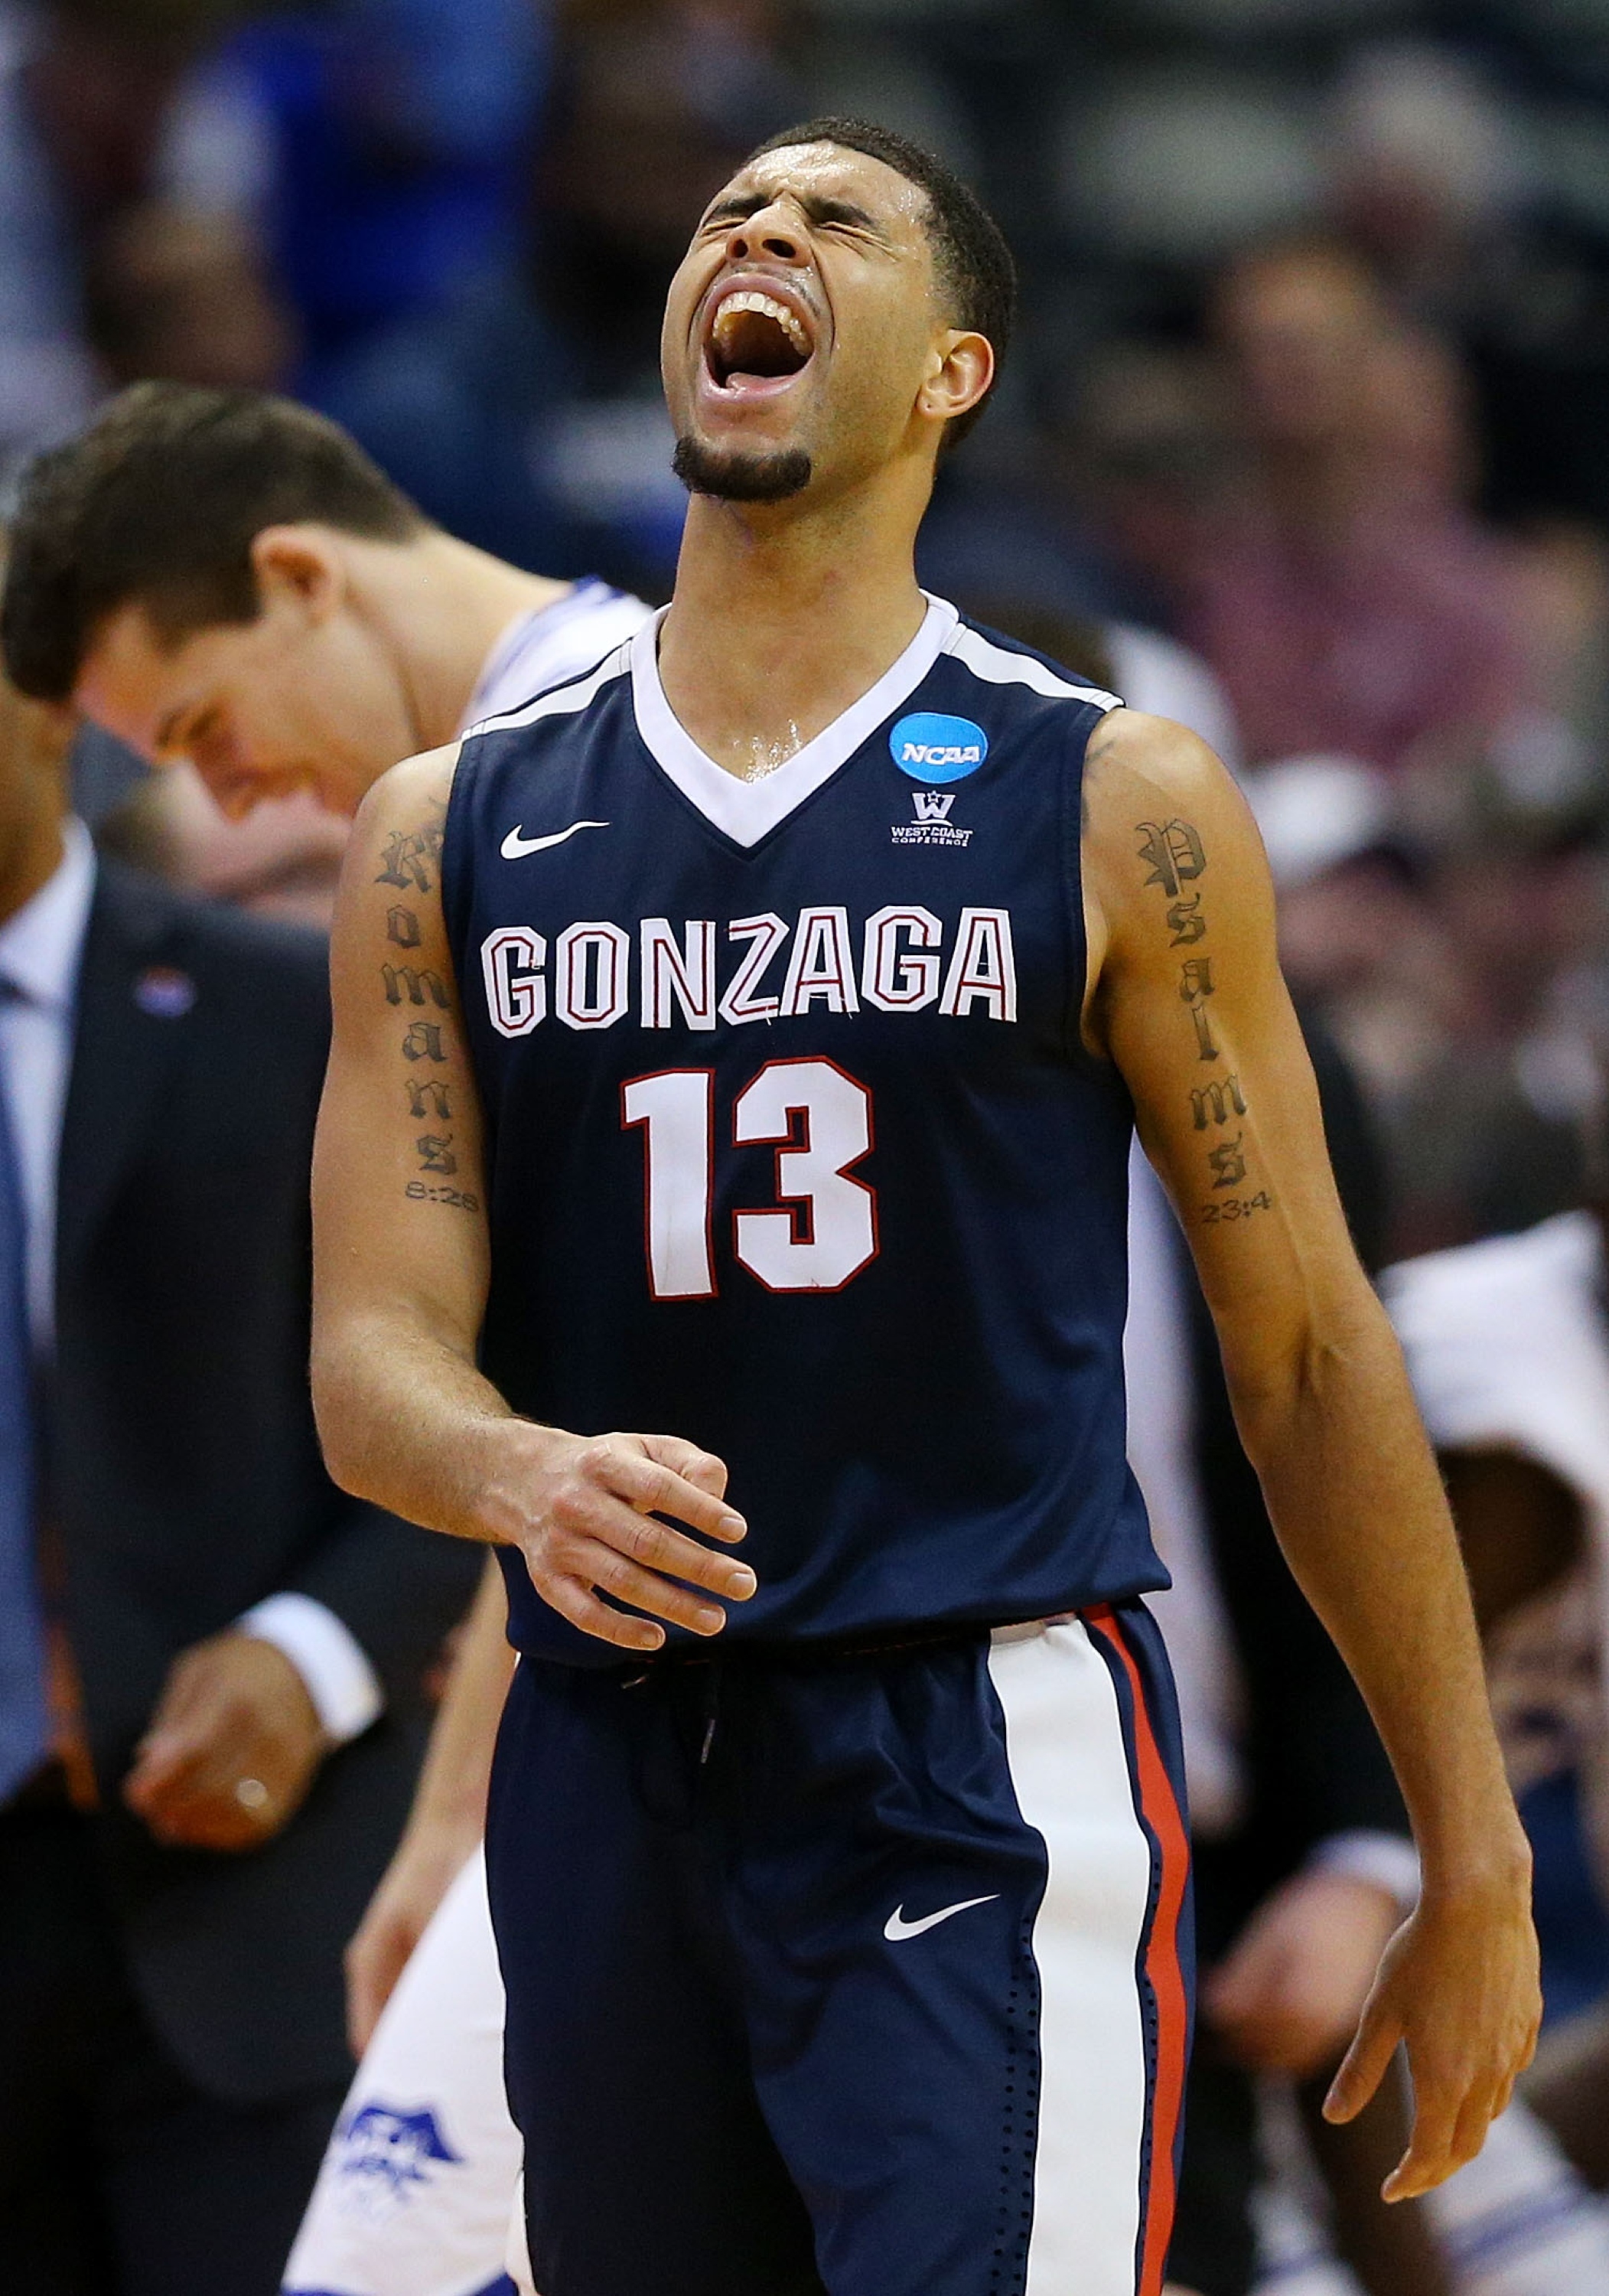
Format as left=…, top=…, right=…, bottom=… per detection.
left=441, top=595, right=1164, bottom=1664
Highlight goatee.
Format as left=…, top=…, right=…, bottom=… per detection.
left=673, top=435, right=813, bottom=503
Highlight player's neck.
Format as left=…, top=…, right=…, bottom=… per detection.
left=660, top=492, right=927, bottom=781
left=345, top=533, right=573, bottom=752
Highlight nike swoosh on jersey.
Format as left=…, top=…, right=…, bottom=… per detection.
left=500, top=820, right=611, bottom=859
left=883, top=1893, right=1001, bottom=1942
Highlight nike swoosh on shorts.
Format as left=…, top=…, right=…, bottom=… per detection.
left=883, top=1893, right=1001, bottom=1942
left=500, top=820, right=611, bottom=859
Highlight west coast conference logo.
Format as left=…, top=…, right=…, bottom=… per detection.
left=889, top=712, right=988, bottom=846
left=331, top=2101, right=463, bottom=2219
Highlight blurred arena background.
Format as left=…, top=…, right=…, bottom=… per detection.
left=15, top=1, right=1609, bottom=2291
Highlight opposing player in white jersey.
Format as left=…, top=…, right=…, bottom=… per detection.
left=0, top=378, right=650, bottom=2296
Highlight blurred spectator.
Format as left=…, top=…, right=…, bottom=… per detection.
left=318, top=0, right=799, bottom=592
left=1177, top=240, right=1526, bottom=772
left=87, top=199, right=298, bottom=393
left=1250, top=755, right=1609, bottom=1261
left=0, top=0, right=259, bottom=460
left=0, top=600, right=480, bottom=2288
left=220, top=0, right=547, bottom=370
left=1327, top=38, right=1609, bottom=532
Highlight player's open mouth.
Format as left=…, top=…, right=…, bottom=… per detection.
left=703, top=285, right=816, bottom=398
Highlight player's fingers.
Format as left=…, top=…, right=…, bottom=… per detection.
left=579, top=1541, right=729, bottom=1636
left=559, top=1488, right=757, bottom=1602
left=1382, top=2086, right=1462, bottom=2202
left=598, top=1443, right=747, bottom=1543
left=637, top=1433, right=731, bottom=1504
left=1324, top=1995, right=1402, bottom=2125
left=540, top=1572, right=666, bottom=1653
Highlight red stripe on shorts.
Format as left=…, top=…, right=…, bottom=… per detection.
left=1085, top=1606, right=1190, bottom=2296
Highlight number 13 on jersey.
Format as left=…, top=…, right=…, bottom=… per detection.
left=621, top=1058, right=878, bottom=1298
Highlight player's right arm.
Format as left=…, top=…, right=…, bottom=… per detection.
left=310, top=748, right=756, bottom=1655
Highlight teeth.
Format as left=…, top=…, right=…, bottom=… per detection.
left=712, top=290, right=810, bottom=357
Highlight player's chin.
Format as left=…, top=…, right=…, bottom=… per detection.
left=672, top=427, right=814, bottom=506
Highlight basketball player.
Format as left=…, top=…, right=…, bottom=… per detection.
left=0, top=380, right=650, bottom=2296
left=301, top=116, right=1538, bottom=2296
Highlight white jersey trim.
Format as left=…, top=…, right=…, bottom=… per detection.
left=943, top=621, right=1122, bottom=712
left=462, top=641, right=634, bottom=742
left=630, top=593, right=960, bottom=850
left=461, top=582, right=650, bottom=734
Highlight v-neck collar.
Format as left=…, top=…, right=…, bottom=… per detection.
left=631, top=592, right=959, bottom=848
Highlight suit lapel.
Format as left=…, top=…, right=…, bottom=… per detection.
left=56, top=867, right=194, bottom=1289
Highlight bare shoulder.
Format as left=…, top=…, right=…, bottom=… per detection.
left=1083, top=710, right=1267, bottom=941
left=1084, top=707, right=1247, bottom=829
left=349, top=742, right=462, bottom=856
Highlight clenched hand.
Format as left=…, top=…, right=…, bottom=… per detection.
left=124, top=1630, right=329, bottom=1851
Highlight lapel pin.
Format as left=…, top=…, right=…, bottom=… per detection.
left=133, top=965, right=197, bottom=1019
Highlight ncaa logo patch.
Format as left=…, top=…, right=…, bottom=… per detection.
left=890, top=712, right=989, bottom=784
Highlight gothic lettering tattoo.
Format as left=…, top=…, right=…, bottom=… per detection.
left=383, top=964, right=451, bottom=1009
left=1166, top=894, right=1206, bottom=947
left=1179, top=957, right=1218, bottom=1060
left=1207, top=1133, right=1247, bottom=1189
left=374, top=805, right=445, bottom=895
left=386, top=905, right=422, bottom=949
left=1190, top=1075, right=1246, bottom=1130
left=415, top=1134, right=458, bottom=1176
left=1136, top=820, right=1207, bottom=900
left=402, top=1021, right=447, bottom=1063
left=406, top=1077, right=452, bottom=1120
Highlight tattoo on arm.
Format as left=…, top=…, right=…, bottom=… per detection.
left=373, top=802, right=447, bottom=895
left=406, top=1078, right=452, bottom=1120
left=1190, top=1075, right=1246, bottom=1130
left=1207, top=1132, right=1247, bottom=1189
left=1178, top=957, right=1218, bottom=1060
left=383, top=964, right=451, bottom=1009
left=1166, top=894, right=1205, bottom=946
left=374, top=798, right=476, bottom=1208
left=415, top=1134, right=458, bottom=1175
left=1135, top=819, right=1206, bottom=899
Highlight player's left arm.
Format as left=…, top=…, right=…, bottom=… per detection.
left=1082, top=709, right=1540, bottom=2200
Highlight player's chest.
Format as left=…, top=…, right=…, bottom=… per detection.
left=466, top=735, right=1076, bottom=1065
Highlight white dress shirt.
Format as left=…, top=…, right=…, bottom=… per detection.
left=0, top=821, right=380, bottom=1744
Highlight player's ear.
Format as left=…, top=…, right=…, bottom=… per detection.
left=917, top=330, right=994, bottom=432
left=251, top=526, right=347, bottom=626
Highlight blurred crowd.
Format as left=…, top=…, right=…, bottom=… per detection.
left=11, top=1, right=1609, bottom=2293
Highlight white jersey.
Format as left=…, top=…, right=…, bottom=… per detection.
left=284, top=579, right=648, bottom=2296
left=461, top=580, right=650, bottom=735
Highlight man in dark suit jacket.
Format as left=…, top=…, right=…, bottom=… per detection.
left=0, top=658, right=480, bottom=2291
